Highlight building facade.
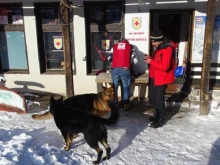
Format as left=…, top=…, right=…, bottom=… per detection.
left=0, top=0, right=220, bottom=97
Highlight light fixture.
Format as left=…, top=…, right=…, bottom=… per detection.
left=137, top=0, right=145, bottom=5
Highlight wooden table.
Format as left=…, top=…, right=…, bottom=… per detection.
left=96, top=73, right=149, bottom=102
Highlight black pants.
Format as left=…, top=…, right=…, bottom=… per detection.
left=148, top=78, right=167, bottom=122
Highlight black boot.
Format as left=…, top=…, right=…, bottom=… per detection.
left=148, top=119, right=164, bottom=128
left=148, top=116, right=156, bottom=122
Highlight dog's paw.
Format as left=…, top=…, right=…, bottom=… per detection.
left=64, top=146, right=70, bottom=151
left=92, top=160, right=99, bottom=165
left=102, top=154, right=111, bottom=161
left=72, top=134, right=79, bottom=139
left=102, top=156, right=110, bottom=161
left=103, top=147, right=111, bottom=161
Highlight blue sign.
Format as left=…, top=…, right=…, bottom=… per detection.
left=212, top=15, right=220, bottom=62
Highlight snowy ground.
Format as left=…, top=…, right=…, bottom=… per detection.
left=0, top=102, right=220, bottom=165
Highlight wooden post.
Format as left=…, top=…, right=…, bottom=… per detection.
left=60, top=0, right=74, bottom=98
left=200, top=0, right=217, bottom=115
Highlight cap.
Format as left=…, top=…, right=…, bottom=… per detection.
left=150, top=30, right=164, bottom=42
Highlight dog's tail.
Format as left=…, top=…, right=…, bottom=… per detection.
left=31, top=112, right=53, bottom=120
left=99, top=100, right=119, bottom=125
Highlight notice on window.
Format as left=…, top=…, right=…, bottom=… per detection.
left=53, top=36, right=63, bottom=50
left=0, top=7, right=8, bottom=24
left=192, top=16, right=206, bottom=63
left=12, top=15, right=23, bottom=24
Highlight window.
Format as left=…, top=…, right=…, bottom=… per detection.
left=35, top=3, right=74, bottom=74
left=0, top=3, right=28, bottom=73
left=84, top=1, right=124, bottom=74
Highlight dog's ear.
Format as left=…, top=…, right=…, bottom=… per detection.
left=57, top=96, right=63, bottom=102
left=102, top=85, right=106, bottom=91
left=50, top=95, right=56, bottom=103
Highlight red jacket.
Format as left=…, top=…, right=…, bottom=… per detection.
left=111, top=40, right=131, bottom=68
left=149, top=41, right=175, bottom=86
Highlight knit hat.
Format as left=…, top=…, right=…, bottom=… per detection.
left=150, top=30, right=164, bottom=42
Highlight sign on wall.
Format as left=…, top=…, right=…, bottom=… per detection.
left=125, top=16, right=148, bottom=44
left=192, top=16, right=206, bottom=63
left=125, top=13, right=149, bottom=74
left=212, top=15, right=220, bottom=63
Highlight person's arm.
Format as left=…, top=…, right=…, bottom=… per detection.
left=149, top=47, right=173, bottom=71
left=107, top=47, right=113, bottom=62
left=130, top=45, right=138, bottom=65
left=0, top=76, right=6, bottom=82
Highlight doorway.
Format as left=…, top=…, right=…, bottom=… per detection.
left=150, top=10, right=193, bottom=65
left=158, top=14, right=180, bottom=43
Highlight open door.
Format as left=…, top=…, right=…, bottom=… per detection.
left=159, top=14, right=180, bottom=43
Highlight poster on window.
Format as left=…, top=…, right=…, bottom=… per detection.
left=53, top=37, right=63, bottom=50
left=12, top=15, right=23, bottom=24
left=212, top=15, right=220, bottom=63
left=0, top=7, right=8, bottom=24
left=192, top=16, right=206, bottom=63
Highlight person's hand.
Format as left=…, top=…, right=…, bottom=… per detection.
left=143, top=54, right=151, bottom=64
left=144, top=54, right=150, bottom=60
left=144, top=58, right=151, bottom=64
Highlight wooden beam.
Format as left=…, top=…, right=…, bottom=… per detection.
left=200, top=0, right=217, bottom=115
left=60, top=0, right=74, bottom=98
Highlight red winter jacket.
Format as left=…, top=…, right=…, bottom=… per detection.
left=149, top=41, right=175, bottom=86
left=111, top=40, right=131, bottom=68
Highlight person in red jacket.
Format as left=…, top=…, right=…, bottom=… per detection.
left=144, top=30, right=175, bottom=128
left=108, top=38, right=138, bottom=110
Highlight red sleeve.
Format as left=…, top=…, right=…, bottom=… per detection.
left=150, top=47, right=173, bottom=71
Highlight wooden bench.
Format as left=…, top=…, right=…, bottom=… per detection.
left=96, top=73, right=185, bottom=102
left=96, top=73, right=149, bottom=101
left=96, top=73, right=149, bottom=83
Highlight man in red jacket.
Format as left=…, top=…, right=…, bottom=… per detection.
left=108, top=38, right=138, bottom=110
left=144, top=30, right=175, bottom=128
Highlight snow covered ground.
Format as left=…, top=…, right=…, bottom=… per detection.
left=0, top=102, right=220, bottom=165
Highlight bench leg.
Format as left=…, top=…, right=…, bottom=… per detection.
left=138, top=83, right=143, bottom=104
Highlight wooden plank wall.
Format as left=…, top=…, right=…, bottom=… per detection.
left=190, top=63, right=220, bottom=86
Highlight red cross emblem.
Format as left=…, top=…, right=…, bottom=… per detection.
left=101, top=40, right=110, bottom=50
left=54, top=38, right=63, bottom=50
left=132, top=17, right=142, bottom=30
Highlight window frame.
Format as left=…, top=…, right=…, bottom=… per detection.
left=0, top=3, right=29, bottom=74
left=84, top=1, right=125, bottom=75
left=34, top=2, right=74, bottom=75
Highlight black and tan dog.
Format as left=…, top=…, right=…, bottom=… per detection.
left=49, top=95, right=119, bottom=165
left=32, top=86, right=114, bottom=120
